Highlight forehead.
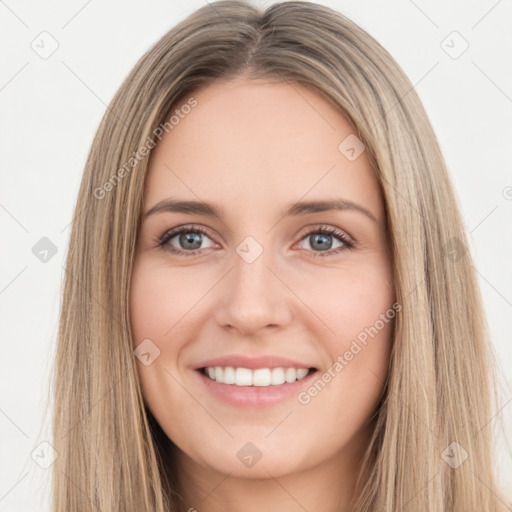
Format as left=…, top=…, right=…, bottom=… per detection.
left=144, top=79, right=383, bottom=222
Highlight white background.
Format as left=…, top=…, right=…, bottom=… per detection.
left=1, top=0, right=511, bottom=509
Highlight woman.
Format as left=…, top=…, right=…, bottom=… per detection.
left=52, top=1, right=508, bottom=510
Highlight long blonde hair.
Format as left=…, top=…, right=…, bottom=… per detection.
left=52, top=1, right=506, bottom=510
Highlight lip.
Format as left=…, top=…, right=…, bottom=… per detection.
left=193, top=354, right=317, bottom=371
left=195, top=367, right=318, bottom=407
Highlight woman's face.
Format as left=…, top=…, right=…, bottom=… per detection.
left=130, top=78, right=395, bottom=481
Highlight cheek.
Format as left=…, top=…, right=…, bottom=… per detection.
left=129, top=262, right=197, bottom=440
left=130, top=262, right=204, bottom=345
left=129, top=260, right=213, bottom=394
left=130, top=263, right=178, bottom=402
left=293, top=259, right=394, bottom=342
left=294, top=261, right=394, bottom=407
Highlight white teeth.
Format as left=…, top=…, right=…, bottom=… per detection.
left=270, top=367, right=285, bottom=385
left=284, top=367, right=296, bottom=383
left=235, top=367, right=252, bottom=386
left=203, top=366, right=311, bottom=386
left=296, top=368, right=309, bottom=379
left=252, top=368, right=271, bottom=386
left=223, top=366, right=236, bottom=384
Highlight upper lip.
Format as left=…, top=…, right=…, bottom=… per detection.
left=194, top=355, right=317, bottom=371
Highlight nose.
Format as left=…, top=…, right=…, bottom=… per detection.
left=213, top=242, right=293, bottom=336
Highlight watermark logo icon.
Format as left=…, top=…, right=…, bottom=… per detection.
left=237, top=442, right=262, bottom=468
left=31, top=441, right=58, bottom=469
left=32, top=237, right=58, bottom=263
left=441, top=31, right=469, bottom=59
left=236, top=236, right=263, bottom=264
left=338, top=134, right=365, bottom=161
left=441, top=441, right=468, bottom=469
left=443, top=236, right=467, bottom=262
left=134, top=338, right=161, bottom=366
left=31, top=31, right=59, bottom=59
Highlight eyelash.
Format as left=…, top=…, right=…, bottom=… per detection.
left=156, top=224, right=354, bottom=258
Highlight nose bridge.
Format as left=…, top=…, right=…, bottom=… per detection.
left=214, top=234, right=291, bottom=334
left=234, top=239, right=273, bottom=298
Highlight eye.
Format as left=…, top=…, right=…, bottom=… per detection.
left=296, top=225, right=354, bottom=257
left=157, top=224, right=354, bottom=257
left=158, top=225, right=218, bottom=256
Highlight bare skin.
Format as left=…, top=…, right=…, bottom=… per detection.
left=130, top=77, right=395, bottom=512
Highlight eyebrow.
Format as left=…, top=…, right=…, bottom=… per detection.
left=144, top=198, right=378, bottom=223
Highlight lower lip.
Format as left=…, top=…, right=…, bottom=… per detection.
left=195, top=369, right=318, bottom=407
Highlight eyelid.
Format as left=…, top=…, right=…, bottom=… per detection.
left=158, top=223, right=216, bottom=244
left=295, top=223, right=355, bottom=244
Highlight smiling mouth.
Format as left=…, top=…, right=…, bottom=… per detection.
left=199, top=366, right=317, bottom=387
